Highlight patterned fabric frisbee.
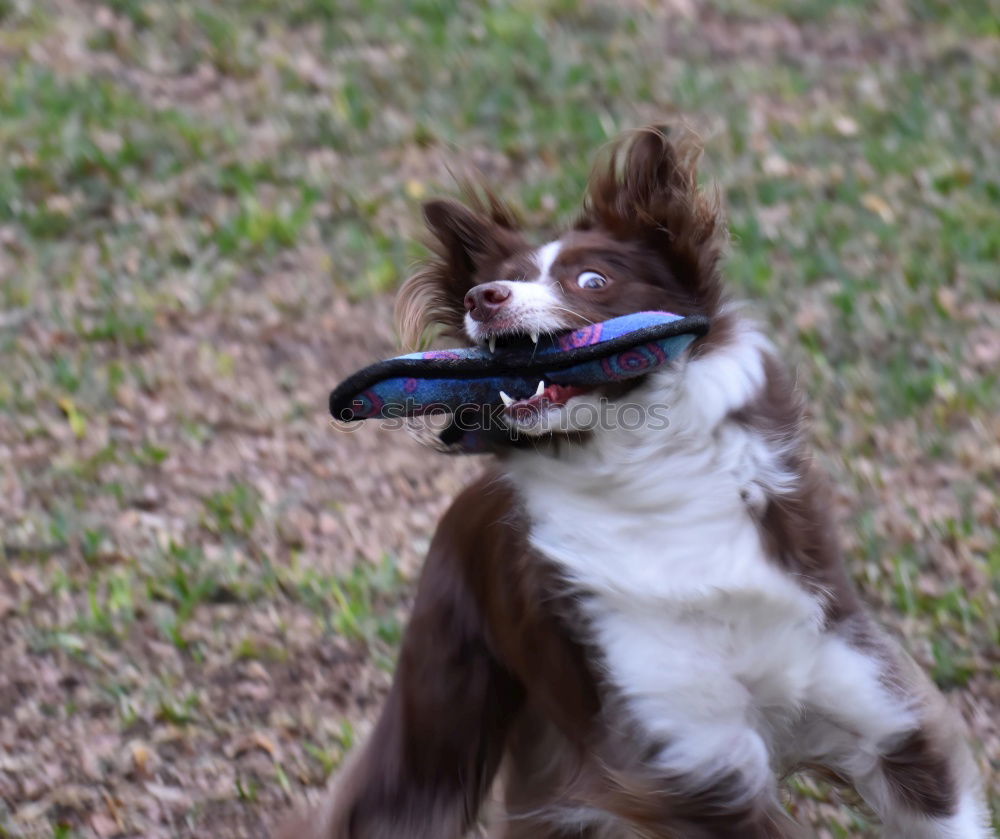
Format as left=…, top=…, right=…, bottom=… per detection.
left=329, top=310, right=708, bottom=452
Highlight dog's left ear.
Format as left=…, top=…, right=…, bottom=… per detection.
left=422, top=198, right=516, bottom=283
left=396, top=191, right=526, bottom=347
left=578, top=125, right=726, bottom=313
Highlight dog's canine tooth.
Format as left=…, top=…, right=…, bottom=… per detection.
left=488, top=335, right=496, bottom=354
left=499, top=390, right=514, bottom=408
left=535, top=380, right=545, bottom=397
left=530, top=330, right=539, bottom=345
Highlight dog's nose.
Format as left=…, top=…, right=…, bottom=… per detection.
left=464, top=282, right=512, bottom=322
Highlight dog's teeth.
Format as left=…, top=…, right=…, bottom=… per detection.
left=529, top=330, right=539, bottom=345
left=488, top=335, right=496, bottom=354
left=535, top=380, right=545, bottom=397
left=499, top=390, right=514, bottom=408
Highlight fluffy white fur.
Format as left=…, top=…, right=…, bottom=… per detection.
left=488, top=303, right=991, bottom=837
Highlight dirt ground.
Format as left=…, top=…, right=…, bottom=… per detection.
left=2, top=289, right=475, bottom=837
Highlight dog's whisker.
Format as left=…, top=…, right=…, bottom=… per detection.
left=549, top=306, right=597, bottom=325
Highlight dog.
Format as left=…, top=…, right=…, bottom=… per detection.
left=283, top=126, right=991, bottom=838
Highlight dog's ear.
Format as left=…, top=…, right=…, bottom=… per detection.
left=423, top=199, right=511, bottom=282
left=396, top=192, right=525, bottom=348
left=578, top=125, right=726, bottom=313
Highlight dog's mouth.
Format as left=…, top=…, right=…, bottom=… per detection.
left=498, top=379, right=594, bottom=424
left=477, top=327, right=544, bottom=355
left=475, top=327, right=595, bottom=420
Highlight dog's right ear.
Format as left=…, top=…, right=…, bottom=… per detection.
left=396, top=194, right=525, bottom=348
left=577, top=125, right=726, bottom=316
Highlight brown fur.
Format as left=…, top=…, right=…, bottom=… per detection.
left=881, top=728, right=957, bottom=818
left=733, top=352, right=861, bottom=624
left=575, top=125, right=726, bottom=319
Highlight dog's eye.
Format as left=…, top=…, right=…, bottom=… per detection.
left=576, top=271, right=607, bottom=290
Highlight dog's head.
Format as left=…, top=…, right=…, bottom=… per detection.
left=396, top=126, right=727, bottom=438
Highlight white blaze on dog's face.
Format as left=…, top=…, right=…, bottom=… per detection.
left=462, top=241, right=568, bottom=349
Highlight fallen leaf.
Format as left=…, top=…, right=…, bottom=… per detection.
left=228, top=730, right=281, bottom=760
left=90, top=811, right=122, bottom=838
left=57, top=396, right=87, bottom=439
left=833, top=114, right=859, bottom=136
left=860, top=192, right=894, bottom=223
left=127, top=740, right=157, bottom=779
left=144, top=782, right=192, bottom=808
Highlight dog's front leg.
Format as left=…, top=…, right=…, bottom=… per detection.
left=278, top=519, right=525, bottom=839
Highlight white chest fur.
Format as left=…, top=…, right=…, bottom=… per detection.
left=502, top=327, right=834, bottom=793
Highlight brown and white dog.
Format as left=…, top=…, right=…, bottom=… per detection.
left=284, top=127, right=991, bottom=838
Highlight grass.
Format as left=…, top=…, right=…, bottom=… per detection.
left=0, top=0, right=997, bottom=836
